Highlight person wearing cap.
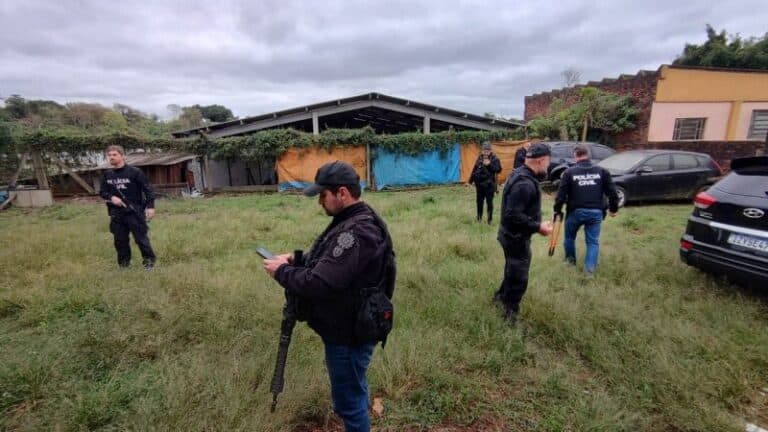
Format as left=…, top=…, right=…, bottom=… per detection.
left=262, top=161, right=394, bottom=432
left=468, top=141, right=502, bottom=224
left=495, top=143, right=553, bottom=323
left=513, top=141, right=532, bottom=169
left=554, top=144, right=619, bottom=274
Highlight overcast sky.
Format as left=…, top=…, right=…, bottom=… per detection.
left=1, top=0, right=765, bottom=120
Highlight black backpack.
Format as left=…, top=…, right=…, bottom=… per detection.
left=353, top=210, right=396, bottom=347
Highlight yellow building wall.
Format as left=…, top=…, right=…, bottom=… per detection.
left=656, top=66, right=768, bottom=103
left=655, top=66, right=768, bottom=139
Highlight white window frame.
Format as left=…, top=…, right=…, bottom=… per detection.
left=673, top=118, right=706, bottom=141
left=747, top=110, right=768, bottom=140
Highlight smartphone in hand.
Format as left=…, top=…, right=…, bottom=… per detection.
left=256, top=247, right=275, bottom=260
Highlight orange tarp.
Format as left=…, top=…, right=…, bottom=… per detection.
left=460, top=140, right=532, bottom=184
left=277, top=146, right=367, bottom=187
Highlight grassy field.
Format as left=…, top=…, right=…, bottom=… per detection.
left=1, top=187, right=767, bottom=431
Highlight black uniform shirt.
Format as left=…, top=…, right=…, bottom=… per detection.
left=275, top=201, right=391, bottom=346
left=99, top=165, right=155, bottom=214
left=554, top=160, right=619, bottom=215
left=513, top=147, right=527, bottom=169
left=498, top=165, right=542, bottom=240
left=469, top=153, right=502, bottom=187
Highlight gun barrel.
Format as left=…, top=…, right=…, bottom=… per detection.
left=269, top=312, right=296, bottom=412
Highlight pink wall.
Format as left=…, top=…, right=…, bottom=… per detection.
left=737, top=102, right=768, bottom=140
left=648, top=102, right=731, bottom=141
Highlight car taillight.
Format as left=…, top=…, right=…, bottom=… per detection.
left=694, top=192, right=717, bottom=209
left=711, top=158, right=724, bottom=176
left=680, top=240, right=693, bottom=250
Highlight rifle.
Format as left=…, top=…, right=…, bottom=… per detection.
left=105, top=183, right=142, bottom=217
left=548, top=213, right=563, bottom=257
left=269, top=249, right=303, bottom=412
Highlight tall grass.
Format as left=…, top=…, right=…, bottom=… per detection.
left=1, top=188, right=766, bottom=431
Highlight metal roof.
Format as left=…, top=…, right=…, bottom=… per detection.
left=96, top=152, right=197, bottom=169
left=172, top=92, right=524, bottom=138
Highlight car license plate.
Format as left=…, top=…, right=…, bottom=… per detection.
left=727, top=233, right=768, bottom=252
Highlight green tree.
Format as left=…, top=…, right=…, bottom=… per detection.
left=527, top=88, right=638, bottom=144
left=3, top=95, right=28, bottom=119
left=674, top=25, right=768, bottom=70
left=101, top=110, right=130, bottom=133
left=194, top=104, right=235, bottom=123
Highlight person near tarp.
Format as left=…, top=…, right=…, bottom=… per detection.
left=468, top=141, right=502, bottom=224
left=553, top=144, right=619, bottom=275
left=513, top=141, right=532, bottom=169
left=495, top=143, right=553, bottom=323
left=263, top=161, right=395, bottom=432
left=99, top=145, right=157, bottom=270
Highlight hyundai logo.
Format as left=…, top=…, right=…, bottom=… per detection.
left=743, top=208, right=765, bottom=219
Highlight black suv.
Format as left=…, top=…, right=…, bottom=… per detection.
left=546, top=141, right=616, bottom=182
left=680, top=156, right=768, bottom=288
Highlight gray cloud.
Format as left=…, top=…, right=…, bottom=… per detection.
left=0, top=0, right=765, bottom=120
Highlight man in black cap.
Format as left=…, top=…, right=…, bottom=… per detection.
left=468, top=141, right=502, bottom=224
left=263, top=161, right=395, bottom=432
left=99, top=145, right=157, bottom=270
left=495, top=143, right=553, bottom=322
left=554, top=144, right=619, bottom=274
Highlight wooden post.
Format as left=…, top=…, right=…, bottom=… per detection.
left=31, top=150, right=49, bottom=189
left=0, top=193, right=17, bottom=211
left=8, top=152, right=30, bottom=187
left=55, top=160, right=96, bottom=194
left=203, top=155, right=212, bottom=192
left=366, top=143, right=373, bottom=191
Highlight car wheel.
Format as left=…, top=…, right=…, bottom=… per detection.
left=615, top=186, right=627, bottom=208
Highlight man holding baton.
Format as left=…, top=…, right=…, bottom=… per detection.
left=495, top=143, right=553, bottom=323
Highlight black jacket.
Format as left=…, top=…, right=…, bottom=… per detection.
left=513, top=147, right=527, bottom=169
left=275, top=202, right=392, bottom=346
left=469, top=153, right=502, bottom=188
left=498, top=165, right=542, bottom=242
left=99, top=165, right=155, bottom=215
left=554, top=160, right=619, bottom=215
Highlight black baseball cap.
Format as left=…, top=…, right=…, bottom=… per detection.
left=526, top=143, right=551, bottom=159
left=303, top=161, right=360, bottom=197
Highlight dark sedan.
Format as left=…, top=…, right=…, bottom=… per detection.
left=598, top=150, right=723, bottom=207
left=680, top=156, right=768, bottom=288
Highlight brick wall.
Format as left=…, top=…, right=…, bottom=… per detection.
left=524, top=70, right=660, bottom=145
left=616, top=140, right=765, bottom=171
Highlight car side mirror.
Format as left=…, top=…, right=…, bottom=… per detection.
left=638, top=166, right=653, bottom=174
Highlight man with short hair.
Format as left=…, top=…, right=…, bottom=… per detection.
left=469, top=141, right=502, bottom=224
left=554, top=144, right=619, bottom=274
left=99, top=145, right=157, bottom=269
left=495, top=143, right=553, bottom=322
left=263, top=161, right=395, bottom=432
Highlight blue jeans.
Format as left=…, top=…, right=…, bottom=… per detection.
left=324, top=342, right=376, bottom=432
left=564, top=208, right=603, bottom=273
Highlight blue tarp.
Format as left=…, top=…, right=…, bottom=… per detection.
left=279, top=181, right=368, bottom=193
left=373, top=143, right=461, bottom=190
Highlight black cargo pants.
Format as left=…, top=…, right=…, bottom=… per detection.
left=495, top=235, right=532, bottom=312
left=109, top=210, right=156, bottom=267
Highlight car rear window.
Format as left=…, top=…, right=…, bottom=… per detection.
left=550, top=146, right=573, bottom=159
left=592, top=146, right=615, bottom=160
left=695, top=155, right=712, bottom=168
left=714, top=170, right=768, bottom=198
left=672, top=154, right=699, bottom=169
